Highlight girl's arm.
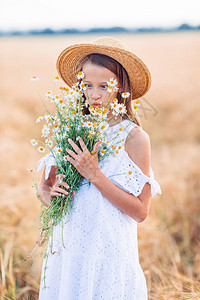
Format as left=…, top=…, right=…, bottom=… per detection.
left=66, top=130, right=151, bottom=223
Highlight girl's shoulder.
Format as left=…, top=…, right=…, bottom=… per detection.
left=123, top=119, right=149, bottom=143
left=124, top=122, right=151, bottom=177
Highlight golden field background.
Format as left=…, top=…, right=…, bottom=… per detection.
left=0, top=32, right=200, bottom=299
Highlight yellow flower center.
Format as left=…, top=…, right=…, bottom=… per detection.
left=128, top=170, right=132, bottom=175
left=119, top=128, right=123, bottom=131
left=67, top=125, right=70, bottom=128
left=101, top=149, right=105, bottom=153
left=55, top=76, right=59, bottom=80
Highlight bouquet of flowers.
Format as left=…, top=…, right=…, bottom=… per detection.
left=30, top=72, right=140, bottom=244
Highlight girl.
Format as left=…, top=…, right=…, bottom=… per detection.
left=38, top=37, right=162, bottom=299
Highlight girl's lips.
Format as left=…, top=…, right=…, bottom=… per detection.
left=93, top=103, right=100, bottom=107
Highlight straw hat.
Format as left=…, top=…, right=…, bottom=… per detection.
left=56, top=37, right=151, bottom=100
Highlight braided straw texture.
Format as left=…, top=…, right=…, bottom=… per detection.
left=56, top=37, right=151, bottom=100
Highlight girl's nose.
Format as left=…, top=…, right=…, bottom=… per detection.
left=91, top=89, right=101, bottom=100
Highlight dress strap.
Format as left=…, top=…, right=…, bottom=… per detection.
left=122, top=119, right=141, bottom=138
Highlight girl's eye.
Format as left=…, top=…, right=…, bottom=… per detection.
left=101, top=85, right=108, bottom=89
left=85, top=84, right=92, bottom=88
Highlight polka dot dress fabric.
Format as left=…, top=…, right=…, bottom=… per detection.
left=38, top=120, right=162, bottom=300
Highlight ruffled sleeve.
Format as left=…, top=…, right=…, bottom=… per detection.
left=37, top=152, right=57, bottom=180
left=110, top=152, right=162, bottom=198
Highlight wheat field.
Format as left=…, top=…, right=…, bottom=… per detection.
left=0, top=31, right=200, bottom=299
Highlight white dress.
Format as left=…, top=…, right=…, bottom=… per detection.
left=38, top=119, right=162, bottom=300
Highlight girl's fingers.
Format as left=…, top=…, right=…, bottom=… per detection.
left=93, top=141, right=100, bottom=154
left=53, top=187, right=69, bottom=196
left=54, top=180, right=68, bottom=189
left=66, top=155, right=76, bottom=167
left=59, top=181, right=69, bottom=189
left=50, top=192, right=62, bottom=198
left=66, top=148, right=79, bottom=160
left=78, top=137, right=90, bottom=154
left=68, top=138, right=82, bottom=155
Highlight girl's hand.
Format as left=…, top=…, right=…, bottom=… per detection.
left=50, top=174, right=75, bottom=202
left=66, top=137, right=100, bottom=182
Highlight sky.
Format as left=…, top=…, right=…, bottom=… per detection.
left=0, top=0, right=199, bottom=31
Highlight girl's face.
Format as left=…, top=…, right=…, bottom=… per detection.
left=82, top=62, right=119, bottom=108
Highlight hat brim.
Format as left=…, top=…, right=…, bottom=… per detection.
left=56, top=43, right=151, bottom=100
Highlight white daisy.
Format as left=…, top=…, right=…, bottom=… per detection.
left=54, top=76, right=59, bottom=82
left=121, top=92, right=130, bottom=98
left=45, top=91, right=53, bottom=100
left=107, top=85, right=113, bottom=93
left=86, top=121, right=93, bottom=128
left=89, top=130, right=95, bottom=135
left=80, top=81, right=86, bottom=91
left=30, top=76, right=39, bottom=82
left=56, top=147, right=62, bottom=154
left=30, top=139, right=38, bottom=146
left=45, top=139, right=53, bottom=147
left=63, top=156, right=68, bottom=162
left=107, top=78, right=118, bottom=87
left=36, top=115, right=43, bottom=123
left=37, top=146, right=45, bottom=153
left=76, top=71, right=85, bottom=80
left=27, top=168, right=35, bottom=172
left=115, top=103, right=127, bottom=114
left=44, top=114, right=52, bottom=123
